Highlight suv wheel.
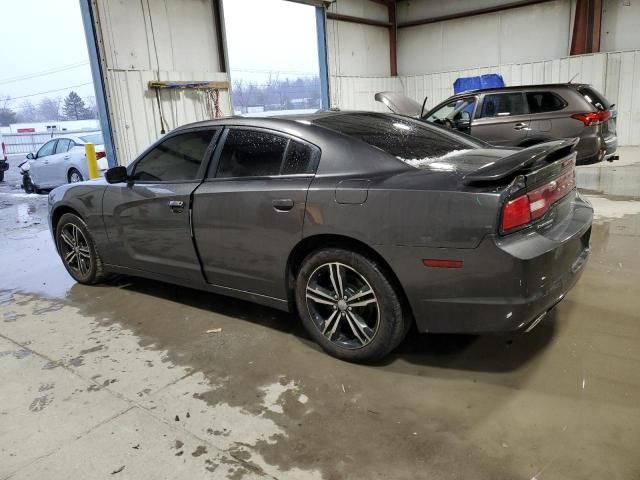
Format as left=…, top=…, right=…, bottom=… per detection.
left=295, top=248, right=407, bottom=362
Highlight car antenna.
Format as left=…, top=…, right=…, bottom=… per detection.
left=420, top=95, right=428, bottom=119
left=568, top=73, right=579, bottom=84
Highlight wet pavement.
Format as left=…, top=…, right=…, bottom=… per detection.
left=1, top=151, right=639, bottom=479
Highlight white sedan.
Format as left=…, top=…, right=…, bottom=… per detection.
left=25, top=132, right=109, bottom=190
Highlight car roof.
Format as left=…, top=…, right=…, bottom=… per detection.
left=443, top=83, right=588, bottom=100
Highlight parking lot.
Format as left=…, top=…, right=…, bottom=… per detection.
left=1, top=150, right=639, bottom=479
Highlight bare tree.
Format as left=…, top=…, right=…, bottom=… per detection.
left=16, top=100, right=39, bottom=122
left=38, top=97, right=62, bottom=121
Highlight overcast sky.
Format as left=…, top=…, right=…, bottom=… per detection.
left=223, top=0, right=320, bottom=84
left=0, top=0, right=319, bottom=110
left=0, top=0, right=95, bottom=109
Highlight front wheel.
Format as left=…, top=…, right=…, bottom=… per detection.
left=22, top=174, right=35, bottom=193
left=295, top=248, right=408, bottom=363
left=55, top=213, right=106, bottom=284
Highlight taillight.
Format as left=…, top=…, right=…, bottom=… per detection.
left=501, top=169, right=576, bottom=233
left=572, top=110, right=610, bottom=126
left=96, top=151, right=106, bottom=160
left=502, top=195, right=531, bottom=232
left=1, top=142, right=6, bottom=161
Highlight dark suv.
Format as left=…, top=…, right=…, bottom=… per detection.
left=376, top=84, right=618, bottom=165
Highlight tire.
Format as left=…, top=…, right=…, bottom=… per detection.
left=295, top=248, right=407, bottom=363
left=22, top=174, right=35, bottom=193
left=0, top=171, right=4, bottom=182
left=55, top=213, right=106, bottom=285
left=68, top=168, right=83, bottom=183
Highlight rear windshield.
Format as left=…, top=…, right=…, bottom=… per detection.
left=79, top=133, right=104, bottom=145
left=576, top=86, right=611, bottom=111
left=312, top=113, right=481, bottom=163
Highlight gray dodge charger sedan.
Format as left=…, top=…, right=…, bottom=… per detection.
left=48, top=112, right=593, bottom=362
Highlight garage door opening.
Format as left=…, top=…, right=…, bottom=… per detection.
left=223, top=0, right=323, bottom=116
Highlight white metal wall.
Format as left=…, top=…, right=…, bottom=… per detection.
left=93, top=0, right=231, bottom=164
left=326, top=0, right=391, bottom=78
left=330, top=50, right=640, bottom=145
left=396, top=0, right=574, bottom=75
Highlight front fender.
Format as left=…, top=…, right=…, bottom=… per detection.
left=48, top=181, right=109, bottom=250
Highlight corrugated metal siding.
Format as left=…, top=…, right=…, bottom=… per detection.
left=329, top=76, right=403, bottom=112
left=94, top=0, right=231, bottom=164
left=329, top=50, right=640, bottom=145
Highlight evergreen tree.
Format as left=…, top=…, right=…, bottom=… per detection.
left=62, top=91, right=91, bottom=120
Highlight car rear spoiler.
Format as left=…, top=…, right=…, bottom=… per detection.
left=463, top=138, right=579, bottom=185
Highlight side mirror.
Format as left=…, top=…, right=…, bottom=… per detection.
left=26, top=153, right=35, bottom=160
left=105, top=166, right=128, bottom=184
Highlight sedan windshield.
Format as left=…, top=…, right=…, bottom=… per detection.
left=79, top=133, right=104, bottom=145
left=313, top=112, right=482, bottom=165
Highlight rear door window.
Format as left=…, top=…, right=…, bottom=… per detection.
left=282, top=140, right=316, bottom=175
left=132, top=130, right=216, bottom=182
left=576, top=86, right=611, bottom=111
left=526, top=92, right=567, bottom=113
left=479, top=93, right=528, bottom=118
left=55, top=139, right=72, bottom=154
left=215, top=129, right=287, bottom=178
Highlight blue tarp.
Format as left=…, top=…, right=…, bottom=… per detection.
left=453, top=74, right=505, bottom=95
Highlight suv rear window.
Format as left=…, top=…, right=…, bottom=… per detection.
left=312, top=113, right=480, bottom=161
left=576, top=86, right=611, bottom=111
left=527, top=92, right=567, bottom=113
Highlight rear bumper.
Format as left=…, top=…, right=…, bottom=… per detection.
left=383, top=191, right=593, bottom=333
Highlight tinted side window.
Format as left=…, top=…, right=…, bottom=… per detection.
left=527, top=92, right=566, bottom=113
left=215, top=130, right=288, bottom=178
left=37, top=140, right=56, bottom=158
left=480, top=93, right=527, bottom=118
left=282, top=140, right=315, bottom=175
left=55, top=139, right=72, bottom=154
left=133, top=130, right=215, bottom=182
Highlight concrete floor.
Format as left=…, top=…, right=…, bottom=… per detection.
left=0, top=150, right=639, bottom=480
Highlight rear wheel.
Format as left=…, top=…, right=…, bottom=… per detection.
left=0, top=171, right=4, bottom=182
left=295, top=248, right=407, bottom=363
left=55, top=213, right=106, bottom=284
left=68, top=168, right=83, bottom=183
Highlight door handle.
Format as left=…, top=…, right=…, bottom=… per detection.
left=63, top=155, right=70, bottom=160
left=272, top=198, right=294, bottom=211
left=168, top=200, right=184, bottom=212
left=514, top=122, right=529, bottom=130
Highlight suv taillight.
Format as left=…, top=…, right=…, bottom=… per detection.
left=1, top=142, right=6, bottom=161
left=572, top=110, right=610, bottom=126
left=96, top=151, right=106, bottom=160
left=501, top=169, right=576, bottom=233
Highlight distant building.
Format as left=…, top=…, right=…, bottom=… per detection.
left=7, top=120, right=100, bottom=134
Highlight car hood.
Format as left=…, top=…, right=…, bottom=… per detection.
left=374, top=92, right=423, bottom=118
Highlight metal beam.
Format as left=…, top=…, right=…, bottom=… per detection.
left=397, top=0, right=555, bottom=28
left=326, top=12, right=392, bottom=28
left=571, top=0, right=602, bottom=55
left=78, top=0, right=117, bottom=167
left=316, top=7, right=330, bottom=110
left=388, top=3, right=397, bottom=76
